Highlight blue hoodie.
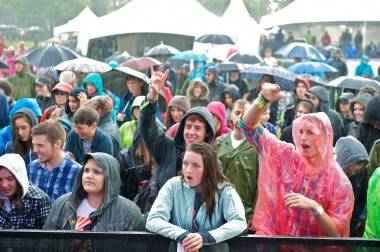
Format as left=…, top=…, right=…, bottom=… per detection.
left=0, top=98, right=41, bottom=155
left=0, top=93, right=10, bottom=130
left=355, top=55, right=374, bottom=78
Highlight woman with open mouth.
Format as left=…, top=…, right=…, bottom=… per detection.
left=240, top=82, right=354, bottom=237
left=146, top=142, right=246, bottom=251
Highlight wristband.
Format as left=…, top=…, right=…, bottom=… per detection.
left=257, top=92, right=270, bottom=109
left=312, top=204, right=324, bottom=216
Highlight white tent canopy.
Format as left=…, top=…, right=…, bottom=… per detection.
left=260, top=0, right=380, bottom=29
left=53, top=7, right=97, bottom=36
left=219, top=0, right=263, bottom=54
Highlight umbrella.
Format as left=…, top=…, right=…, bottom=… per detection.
left=171, top=50, right=208, bottom=62
left=245, top=65, right=297, bottom=91
left=101, top=66, right=150, bottom=97
left=288, top=61, right=337, bottom=74
left=207, top=44, right=239, bottom=62
left=216, top=62, right=244, bottom=72
left=144, top=42, right=180, bottom=57
left=321, top=45, right=341, bottom=53
left=0, top=59, right=8, bottom=69
left=296, top=73, right=326, bottom=86
left=24, top=44, right=79, bottom=67
left=105, top=54, right=134, bottom=64
left=55, top=57, right=112, bottom=73
left=325, top=76, right=380, bottom=90
left=227, top=52, right=263, bottom=65
left=275, top=42, right=325, bottom=61
left=195, top=34, right=235, bottom=44
left=120, top=57, right=162, bottom=72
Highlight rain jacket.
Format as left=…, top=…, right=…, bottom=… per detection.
left=240, top=112, right=354, bottom=236
left=64, top=127, right=114, bottom=165
left=0, top=92, right=10, bottom=129
left=7, top=57, right=36, bottom=100
left=335, top=136, right=369, bottom=236
left=335, top=92, right=355, bottom=134
left=186, top=80, right=209, bottom=108
left=0, top=98, right=41, bottom=156
left=139, top=101, right=215, bottom=188
left=347, top=93, right=372, bottom=139
left=146, top=177, right=246, bottom=244
left=307, top=86, right=345, bottom=145
left=215, top=132, right=258, bottom=221
left=44, top=152, right=145, bottom=231
left=207, top=102, right=231, bottom=139
left=355, top=55, right=374, bottom=78
left=82, top=73, right=120, bottom=120
left=0, top=154, right=51, bottom=229
left=369, top=139, right=380, bottom=179
left=363, top=168, right=380, bottom=238
left=358, top=96, right=380, bottom=153
left=5, top=108, right=38, bottom=167
left=36, top=95, right=54, bottom=114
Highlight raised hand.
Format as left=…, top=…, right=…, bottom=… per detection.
left=261, top=82, right=283, bottom=103
left=148, top=67, right=169, bottom=102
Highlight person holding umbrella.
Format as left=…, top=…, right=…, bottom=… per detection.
left=240, top=82, right=354, bottom=236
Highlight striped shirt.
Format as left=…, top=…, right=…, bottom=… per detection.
left=27, top=156, right=81, bottom=201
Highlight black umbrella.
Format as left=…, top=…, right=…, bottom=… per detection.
left=0, top=59, right=8, bottom=69
left=144, top=42, right=180, bottom=57
left=228, top=53, right=263, bottom=65
left=25, top=44, right=79, bottom=67
left=326, top=76, right=380, bottom=90
left=195, top=34, right=235, bottom=45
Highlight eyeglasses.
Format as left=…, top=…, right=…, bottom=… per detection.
left=54, top=90, right=68, bottom=96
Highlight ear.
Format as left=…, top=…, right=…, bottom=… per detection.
left=55, top=139, right=64, bottom=150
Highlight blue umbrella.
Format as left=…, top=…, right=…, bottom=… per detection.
left=275, top=42, right=325, bottom=61
left=288, top=61, right=337, bottom=74
left=246, top=65, right=296, bottom=91
left=24, top=44, right=79, bottom=67
left=171, top=50, right=208, bottom=62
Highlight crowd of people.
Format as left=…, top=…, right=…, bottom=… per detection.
left=0, top=36, right=380, bottom=251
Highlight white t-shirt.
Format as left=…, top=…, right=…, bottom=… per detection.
left=230, top=133, right=245, bottom=149
left=75, top=198, right=97, bottom=231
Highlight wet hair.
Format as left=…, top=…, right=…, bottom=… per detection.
left=0, top=166, right=22, bottom=205
left=11, top=113, right=33, bottom=156
left=0, top=80, right=12, bottom=96
left=86, top=96, right=114, bottom=115
left=232, top=99, right=249, bottom=111
left=135, top=141, right=158, bottom=176
left=31, top=120, right=66, bottom=148
left=182, top=142, right=230, bottom=219
left=73, top=106, right=99, bottom=126
left=296, top=100, right=314, bottom=114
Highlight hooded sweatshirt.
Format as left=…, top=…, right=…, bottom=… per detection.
left=0, top=98, right=41, bottom=156
left=7, top=57, right=36, bottom=100
left=355, top=55, right=374, bottom=78
left=307, top=86, right=345, bottom=144
left=5, top=108, right=38, bottom=166
left=0, top=92, right=10, bottom=129
left=347, top=93, right=372, bottom=138
left=140, top=100, right=215, bottom=188
left=0, top=153, right=51, bottom=229
left=207, top=101, right=231, bottom=138
left=336, top=92, right=355, bottom=133
left=44, top=152, right=144, bottom=231
left=358, top=96, right=380, bottom=153
left=186, top=79, right=209, bottom=108
left=335, top=136, right=369, bottom=236
left=363, top=167, right=380, bottom=238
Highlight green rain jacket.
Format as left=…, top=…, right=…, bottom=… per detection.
left=7, top=57, right=36, bottom=100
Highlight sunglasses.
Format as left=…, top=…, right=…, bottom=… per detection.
left=54, top=90, right=68, bottom=96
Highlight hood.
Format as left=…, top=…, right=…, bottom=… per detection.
left=168, top=95, right=191, bottom=112
left=0, top=154, right=29, bottom=198
left=131, top=95, right=146, bottom=110
left=207, top=101, right=230, bottom=137
left=83, top=73, right=104, bottom=95
left=70, top=152, right=121, bottom=209
left=360, top=54, right=369, bottom=64
left=13, top=108, right=39, bottom=127
left=292, top=112, right=334, bottom=167
left=174, top=106, right=215, bottom=148
left=335, top=136, right=369, bottom=169
left=364, top=96, right=380, bottom=124
left=14, top=56, right=29, bottom=73
left=335, top=92, right=355, bottom=113
left=9, top=98, right=42, bottom=120
left=187, top=79, right=210, bottom=100
left=307, top=86, right=330, bottom=113
left=221, top=85, right=240, bottom=101
left=349, top=93, right=372, bottom=117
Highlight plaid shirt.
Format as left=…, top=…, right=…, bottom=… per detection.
left=0, top=184, right=52, bottom=229
left=27, top=156, right=81, bottom=201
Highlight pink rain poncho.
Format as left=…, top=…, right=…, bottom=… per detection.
left=240, top=112, right=354, bottom=236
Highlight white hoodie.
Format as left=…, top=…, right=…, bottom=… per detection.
left=0, top=153, right=29, bottom=198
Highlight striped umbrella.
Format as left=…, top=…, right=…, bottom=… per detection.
left=55, top=57, right=112, bottom=73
